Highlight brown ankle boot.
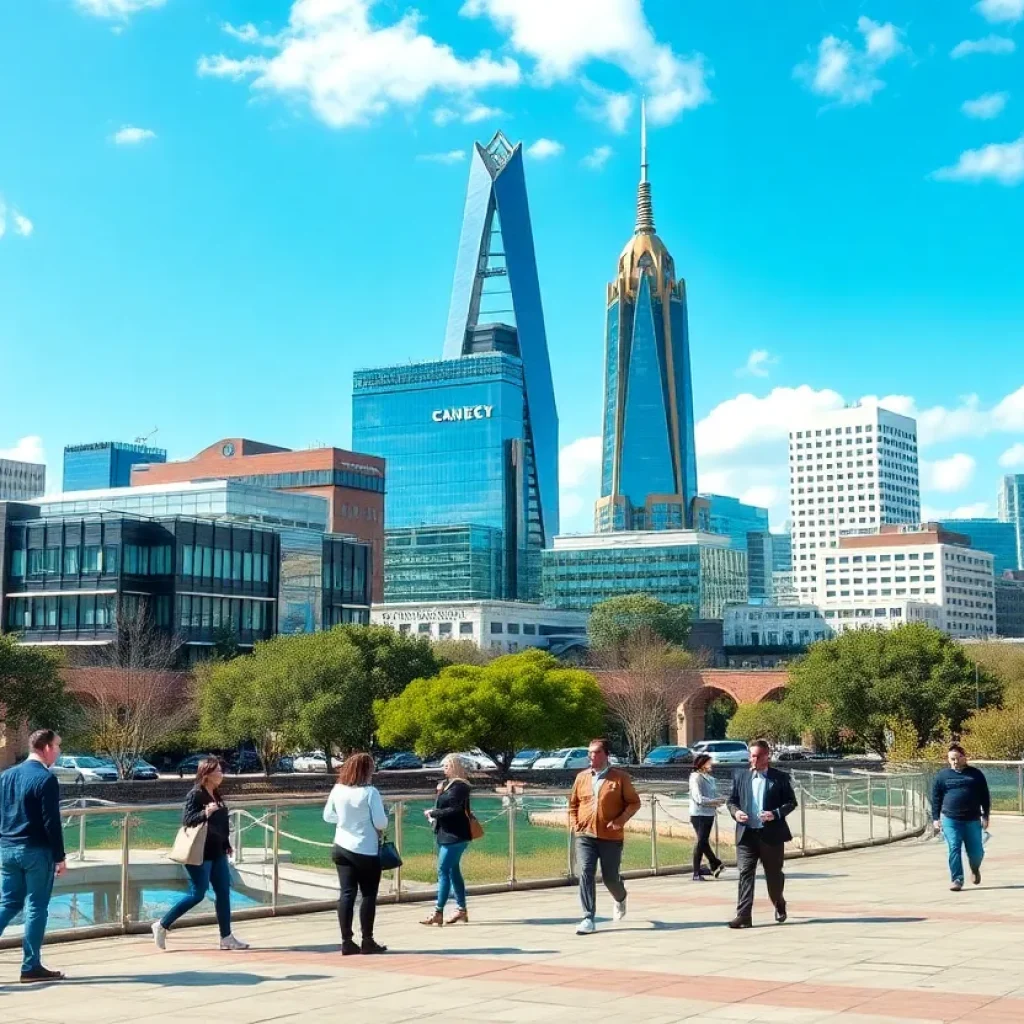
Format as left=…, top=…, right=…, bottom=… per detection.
left=420, top=910, right=444, bottom=927
left=446, top=909, right=469, bottom=925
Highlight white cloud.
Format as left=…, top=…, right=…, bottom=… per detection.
left=74, top=0, right=165, bottom=17
left=0, top=436, right=46, bottom=465
left=740, top=485, right=781, bottom=510
left=962, top=91, right=1009, bottom=119
left=416, top=150, right=466, bottom=164
left=922, top=453, right=976, bottom=493
left=13, top=211, right=33, bottom=237
left=932, top=135, right=1024, bottom=185
left=999, top=443, right=1024, bottom=468
left=579, top=82, right=634, bottom=132
left=581, top=144, right=613, bottom=170
left=223, top=22, right=278, bottom=46
left=112, top=125, right=157, bottom=145
left=198, top=0, right=520, bottom=129
left=975, top=0, right=1024, bottom=24
left=461, top=0, right=710, bottom=124
left=951, top=35, right=1017, bottom=58
left=559, top=435, right=602, bottom=532
left=922, top=501, right=992, bottom=520
left=795, top=16, right=906, bottom=107
left=432, top=102, right=504, bottom=125
left=526, top=137, right=563, bottom=159
left=737, top=349, right=778, bottom=378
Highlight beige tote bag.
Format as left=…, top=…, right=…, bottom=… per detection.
left=169, top=823, right=208, bottom=866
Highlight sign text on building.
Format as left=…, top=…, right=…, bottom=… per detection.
left=432, top=405, right=493, bottom=423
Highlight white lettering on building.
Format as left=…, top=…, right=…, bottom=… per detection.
left=431, top=405, right=493, bottom=423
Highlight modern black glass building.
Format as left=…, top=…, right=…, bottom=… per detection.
left=596, top=104, right=698, bottom=533
left=353, top=130, right=558, bottom=603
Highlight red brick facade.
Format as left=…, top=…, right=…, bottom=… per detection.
left=676, top=669, right=789, bottom=745
left=132, top=438, right=385, bottom=601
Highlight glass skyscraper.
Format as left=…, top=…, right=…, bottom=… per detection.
left=937, top=518, right=1019, bottom=575
left=595, top=103, right=697, bottom=533
left=63, top=441, right=167, bottom=491
left=353, top=131, right=557, bottom=603
left=998, top=475, right=1024, bottom=571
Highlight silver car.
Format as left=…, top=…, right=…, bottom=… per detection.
left=691, top=740, right=750, bottom=766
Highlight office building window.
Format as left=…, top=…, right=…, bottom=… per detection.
left=459, top=621, right=474, bottom=635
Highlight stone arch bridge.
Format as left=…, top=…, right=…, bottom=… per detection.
left=676, top=669, right=788, bottom=746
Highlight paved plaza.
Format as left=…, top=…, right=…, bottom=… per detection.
left=1, top=817, right=1022, bottom=1023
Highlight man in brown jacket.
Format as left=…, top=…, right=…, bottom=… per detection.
left=568, top=738, right=641, bottom=935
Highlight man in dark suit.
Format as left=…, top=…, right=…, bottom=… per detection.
left=726, top=737, right=797, bottom=929
left=0, top=728, right=67, bottom=982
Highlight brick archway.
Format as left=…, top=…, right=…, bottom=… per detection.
left=676, top=669, right=789, bottom=746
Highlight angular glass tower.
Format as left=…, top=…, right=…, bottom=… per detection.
left=444, top=131, right=559, bottom=553
left=595, top=104, right=697, bottom=533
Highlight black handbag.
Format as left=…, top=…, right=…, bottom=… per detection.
left=365, top=789, right=403, bottom=870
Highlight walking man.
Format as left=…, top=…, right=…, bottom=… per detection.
left=726, top=738, right=797, bottom=929
left=0, top=729, right=67, bottom=982
left=569, top=738, right=641, bottom=935
left=932, top=743, right=990, bottom=891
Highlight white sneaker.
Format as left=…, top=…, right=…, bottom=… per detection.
left=613, top=898, right=627, bottom=922
left=576, top=917, right=596, bottom=935
left=219, top=934, right=250, bottom=950
left=151, top=922, right=167, bottom=951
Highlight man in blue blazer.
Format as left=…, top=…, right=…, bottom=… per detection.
left=726, top=738, right=797, bottom=929
left=0, top=728, right=67, bottom=982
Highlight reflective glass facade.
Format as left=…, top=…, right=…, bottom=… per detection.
left=0, top=459, right=45, bottom=501
left=997, top=475, right=1024, bottom=571
left=703, top=494, right=770, bottom=551
left=597, top=123, right=697, bottom=532
left=541, top=534, right=748, bottom=618
left=63, top=442, right=167, bottom=491
left=353, top=354, right=539, bottom=601
left=937, top=519, right=1019, bottom=575
left=383, top=525, right=504, bottom=603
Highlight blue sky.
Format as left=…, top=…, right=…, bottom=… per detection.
left=1, top=0, right=1022, bottom=532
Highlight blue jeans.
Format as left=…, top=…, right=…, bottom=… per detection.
left=0, top=845, right=56, bottom=973
left=940, top=815, right=984, bottom=884
left=160, top=854, right=233, bottom=938
left=436, top=842, right=468, bottom=911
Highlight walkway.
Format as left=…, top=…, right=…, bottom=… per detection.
left=2, top=818, right=1022, bottom=1023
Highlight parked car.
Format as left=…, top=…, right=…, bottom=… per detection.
left=112, top=758, right=159, bottom=780
left=642, top=745, right=692, bottom=766
left=773, top=745, right=811, bottom=761
left=378, top=752, right=424, bottom=771
left=532, top=747, right=590, bottom=771
left=54, top=756, right=118, bottom=783
left=273, top=756, right=295, bottom=773
left=293, top=751, right=343, bottom=773
left=511, top=749, right=547, bottom=770
left=49, top=761, right=85, bottom=785
left=691, top=740, right=750, bottom=766
left=229, top=750, right=263, bottom=774
left=175, top=753, right=224, bottom=776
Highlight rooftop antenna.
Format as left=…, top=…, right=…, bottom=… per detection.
left=635, top=97, right=655, bottom=234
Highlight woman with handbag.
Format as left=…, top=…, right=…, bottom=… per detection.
left=322, top=752, right=389, bottom=955
left=421, top=754, right=480, bottom=927
left=152, top=757, right=248, bottom=951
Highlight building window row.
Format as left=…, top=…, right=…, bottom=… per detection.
left=181, top=545, right=271, bottom=585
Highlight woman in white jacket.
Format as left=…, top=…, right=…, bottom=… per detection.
left=323, top=752, right=388, bottom=955
left=688, top=753, right=725, bottom=880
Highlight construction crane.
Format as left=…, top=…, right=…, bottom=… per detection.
left=135, top=427, right=159, bottom=446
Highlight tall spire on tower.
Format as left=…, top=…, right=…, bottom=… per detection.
left=635, top=97, right=655, bottom=235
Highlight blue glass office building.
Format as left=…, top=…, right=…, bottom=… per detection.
left=998, top=475, right=1024, bottom=571
left=353, top=131, right=557, bottom=603
left=64, top=441, right=167, bottom=491
left=937, top=518, right=1019, bottom=575
left=596, top=105, right=697, bottom=533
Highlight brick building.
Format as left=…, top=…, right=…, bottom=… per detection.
left=132, top=439, right=385, bottom=601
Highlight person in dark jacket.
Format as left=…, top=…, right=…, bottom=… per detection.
left=152, top=757, right=249, bottom=950
left=726, top=738, right=797, bottom=929
left=421, top=755, right=475, bottom=926
left=931, top=744, right=991, bottom=891
left=0, top=729, right=67, bottom=983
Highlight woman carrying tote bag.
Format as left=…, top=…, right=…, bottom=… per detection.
left=421, top=754, right=478, bottom=927
left=152, top=757, right=248, bottom=951
left=323, top=752, right=389, bottom=955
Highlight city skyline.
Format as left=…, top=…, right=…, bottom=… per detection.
left=2, top=0, right=1022, bottom=534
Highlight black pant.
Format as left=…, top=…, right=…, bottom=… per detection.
left=690, top=815, right=722, bottom=875
left=735, top=830, right=785, bottom=920
left=332, top=846, right=382, bottom=944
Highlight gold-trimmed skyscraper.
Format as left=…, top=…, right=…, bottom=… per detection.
left=595, top=103, right=700, bottom=533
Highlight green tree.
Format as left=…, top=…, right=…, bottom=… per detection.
left=588, top=595, right=691, bottom=655
left=727, top=702, right=799, bottom=746
left=0, top=634, right=70, bottom=731
left=785, top=623, right=1000, bottom=756
left=211, top=623, right=241, bottom=662
left=431, top=638, right=500, bottom=667
left=375, top=649, right=605, bottom=777
left=704, top=695, right=737, bottom=740
left=330, top=624, right=441, bottom=702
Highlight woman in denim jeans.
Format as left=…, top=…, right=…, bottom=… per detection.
left=421, top=755, right=474, bottom=926
left=152, top=757, right=248, bottom=951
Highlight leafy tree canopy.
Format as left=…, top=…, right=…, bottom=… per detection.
left=726, top=702, right=799, bottom=746
left=0, top=634, right=71, bottom=732
left=588, top=594, right=691, bottom=655
left=374, top=649, right=605, bottom=776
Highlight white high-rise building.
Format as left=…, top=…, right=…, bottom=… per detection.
left=0, top=458, right=45, bottom=501
left=789, top=404, right=919, bottom=604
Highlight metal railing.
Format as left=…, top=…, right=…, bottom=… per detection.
left=0, top=772, right=928, bottom=949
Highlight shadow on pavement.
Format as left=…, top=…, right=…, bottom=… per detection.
left=0, top=971, right=329, bottom=990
